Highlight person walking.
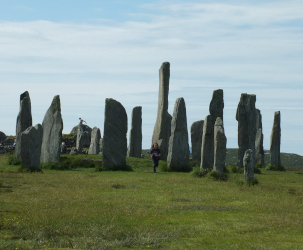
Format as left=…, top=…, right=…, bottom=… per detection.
left=149, top=143, right=161, bottom=174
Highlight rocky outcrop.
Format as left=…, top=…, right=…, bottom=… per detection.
left=213, top=117, right=226, bottom=174
left=255, top=109, right=264, bottom=165
left=200, top=115, right=214, bottom=169
left=88, top=127, right=101, bottom=155
left=127, top=106, right=142, bottom=158
left=152, top=62, right=172, bottom=160
left=15, top=91, right=32, bottom=158
left=102, top=98, right=128, bottom=170
left=20, top=124, right=43, bottom=170
left=236, top=94, right=256, bottom=168
left=270, top=111, right=281, bottom=166
left=190, top=120, right=204, bottom=162
left=243, top=149, right=254, bottom=182
left=40, top=95, right=63, bottom=164
left=167, top=98, right=190, bottom=171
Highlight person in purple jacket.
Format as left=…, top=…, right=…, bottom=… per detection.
left=149, top=143, right=161, bottom=174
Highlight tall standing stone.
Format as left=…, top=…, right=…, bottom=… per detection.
left=167, top=98, right=190, bottom=171
left=255, top=109, right=264, bottom=165
left=213, top=117, right=226, bottom=174
left=236, top=94, right=257, bottom=168
left=152, top=62, right=172, bottom=160
left=102, top=98, right=128, bottom=170
left=88, top=127, right=101, bottom=155
left=200, top=115, right=214, bottom=169
left=190, top=120, right=204, bottom=162
left=15, top=91, right=32, bottom=158
left=243, top=149, right=254, bottom=182
left=209, top=89, right=224, bottom=126
left=127, top=106, right=142, bottom=158
left=270, top=111, right=281, bottom=166
left=20, top=124, right=43, bottom=170
left=40, top=95, right=63, bottom=164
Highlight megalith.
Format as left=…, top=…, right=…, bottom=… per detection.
left=200, top=115, right=214, bottom=169
left=40, top=95, right=63, bottom=164
left=270, top=111, right=281, bottom=166
left=15, top=91, right=32, bottom=158
left=255, top=109, right=264, bottom=165
left=152, top=62, right=172, bottom=160
left=209, top=89, right=224, bottom=126
left=70, top=124, right=92, bottom=134
left=102, top=98, right=128, bottom=170
left=127, top=106, right=142, bottom=158
left=243, top=149, right=254, bottom=182
left=20, top=124, right=43, bottom=170
left=190, top=120, right=204, bottom=162
left=88, top=127, right=101, bottom=155
left=0, top=131, right=7, bottom=142
left=236, top=94, right=256, bottom=168
left=167, top=98, right=190, bottom=171
left=213, top=117, right=226, bottom=174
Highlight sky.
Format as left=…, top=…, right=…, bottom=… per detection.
left=0, top=0, right=302, bottom=155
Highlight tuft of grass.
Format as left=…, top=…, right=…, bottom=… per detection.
left=158, top=161, right=170, bottom=172
left=209, top=170, right=229, bottom=181
left=17, top=166, right=43, bottom=173
left=230, top=165, right=243, bottom=174
left=236, top=178, right=259, bottom=187
left=7, top=155, right=21, bottom=165
left=265, top=164, right=286, bottom=171
left=190, top=168, right=209, bottom=178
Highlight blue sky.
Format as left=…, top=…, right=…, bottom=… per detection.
left=1, top=0, right=303, bottom=155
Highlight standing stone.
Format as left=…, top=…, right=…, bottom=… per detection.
left=213, top=117, right=226, bottom=174
left=243, top=149, right=254, bottom=182
left=200, top=115, right=214, bottom=169
left=255, top=109, right=264, bottom=165
left=102, top=98, right=128, bottom=170
left=0, top=131, right=7, bottom=142
left=270, top=111, right=281, bottom=166
left=88, top=127, right=101, bottom=155
left=40, top=95, right=63, bottom=164
left=20, top=124, right=43, bottom=170
left=15, top=91, right=32, bottom=158
left=167, top=98, right=190, bottom=171
left=236, top=94, right=257, bottom=168
left=152, top=62, right=172, bottom=160
left=99, top=138, right=103, bottom=154
left=209, top=89, right=224, bottom=126
left=190, top=120, right=204, bottom=162
left=127, top=106, right=142, bottom=158
left=70, top=124, right=92, bottom=134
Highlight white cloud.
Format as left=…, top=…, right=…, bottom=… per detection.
left=0, top=0, right=303, bottom=154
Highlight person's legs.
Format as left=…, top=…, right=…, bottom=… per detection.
left=153, top=160, right=159, bottom=173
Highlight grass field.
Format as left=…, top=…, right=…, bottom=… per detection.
left=1, top=152, right=303, bottom=250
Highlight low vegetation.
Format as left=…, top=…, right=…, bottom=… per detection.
left=1, top=152, right=303, bottom=249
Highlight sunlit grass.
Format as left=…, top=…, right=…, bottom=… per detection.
left=1, top=153, right=303, bottom=249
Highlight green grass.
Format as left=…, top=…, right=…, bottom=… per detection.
left=1, top=153, right=303, bottom=249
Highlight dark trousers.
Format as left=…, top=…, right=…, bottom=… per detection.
left=153, top=159, right=159, bottom=173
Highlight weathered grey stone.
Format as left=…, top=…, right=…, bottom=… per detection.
left=213, top=117, right=226, bottom=174
left=200, top=115, right=214, bottom=169
left=102, top=98, right=128, bottom=170
left=255, top=109, right=264, bottom=165
left=40, top=95, right=63, bottom=164
left=270, top=111, right=281, bottom=166
left=20, top=124, right=43, bottom=169
left=15, top=91, right=32, bottom=158
left=70, top=147, right=78, bottom=155
left=243, top=149, right=254, bottom=182
left=236, top=94, right=257, bottom=168
left=152, top=62, right=172, bottom=160
left=99, top=138, right=103, bottom=154
left=70, top=124, right=92, bottom=135
left=0, top=131, right=6, bottom=142
left=167, top=98, right=190, bottom=171
left=127, top=106, right=142, bottom=158
left=88, top=127, right=101, bottom=155
left=209, top=89, right=224, bottom=126
left=190, top=120, right=204, bottom=162
left=77, top=130, right=90, bottom=153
